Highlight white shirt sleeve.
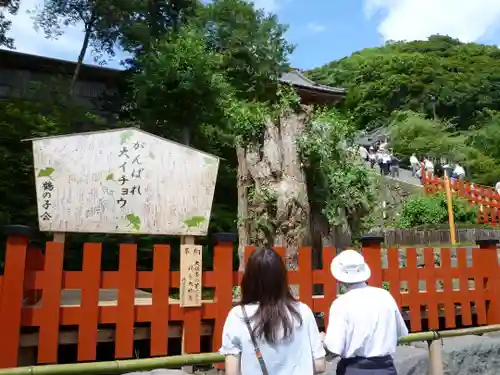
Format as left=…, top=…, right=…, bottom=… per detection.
left=324, top=299, right=346, bottom=356
left=219, top=307, right=242, bottom=356
left=303, top=305, right=326, bottom=359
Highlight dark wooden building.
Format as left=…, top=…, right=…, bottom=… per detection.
left=0, top=49, right=346, bottom=111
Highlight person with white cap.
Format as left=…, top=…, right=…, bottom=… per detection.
left=323, top=250, right=408, bottom=375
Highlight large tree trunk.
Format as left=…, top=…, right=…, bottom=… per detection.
left=236, top=106, right=312, bottom=276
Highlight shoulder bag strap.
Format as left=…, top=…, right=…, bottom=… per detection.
left=241, top=305, right=270, bottom=375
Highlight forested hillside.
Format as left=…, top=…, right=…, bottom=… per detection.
left=307, top=35, right=500, bottom=185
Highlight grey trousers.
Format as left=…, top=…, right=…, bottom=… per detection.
left=336, top=355, right=397, bottom=375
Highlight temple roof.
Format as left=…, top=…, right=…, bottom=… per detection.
left=279, top=69, right=347, bottom=96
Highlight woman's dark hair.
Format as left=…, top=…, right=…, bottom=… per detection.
left=240, top=247, right=302, bottom=344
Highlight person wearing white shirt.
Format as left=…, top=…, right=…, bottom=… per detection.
left=359, top=146, right=368, bottom=161
left=368, top=151, right=376, bottom=169
left=453, top=163, right=465, bottom=180
left=324, top=250, right=408, bottom=375
left=424, top=158, right=434, bottom=177
left=381, top=152, right=391, bottom=175
left=409, top=153, right=419, bottom=177
left=220, top=247, right=326, bottom=375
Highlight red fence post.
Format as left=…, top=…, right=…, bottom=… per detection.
left=475, top=239, right=500, bottom=325
left=0, top=225, right=33, bottom=368
left=360, top=235, right=384, bottom=288
left=212, top=233, right=236, bottom=370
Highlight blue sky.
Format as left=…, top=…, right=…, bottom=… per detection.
left=282, top=0, right=383, bottom=69
left=4, top=0, right=500, bottom=71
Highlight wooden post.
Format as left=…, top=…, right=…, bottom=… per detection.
left=476, top=239, right=500, bottom=325
left=427, top=339, right=444, bottom=375
left=444, top=172, right=456, bottom=245
left=179, top=236, right=202, bottom=307
left=180, top=235, right=202, bottom=375
left=360, top=236, right=384, bottom=288
left=52, top=232, right=66, bottom=243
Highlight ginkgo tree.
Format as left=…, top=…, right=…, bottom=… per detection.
left=32, top=0, right=134, bottom=94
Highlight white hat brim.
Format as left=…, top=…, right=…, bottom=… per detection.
left=331, top=256, right=371, bottom=284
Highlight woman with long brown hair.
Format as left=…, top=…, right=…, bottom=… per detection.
left=219, top=247, right=326, bottom=375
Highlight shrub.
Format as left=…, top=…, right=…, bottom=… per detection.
left=398, top=193, right=477, bottom=229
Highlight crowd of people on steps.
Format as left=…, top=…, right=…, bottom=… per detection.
left=358, top=141, right=467, bottom=185
left=358, top=142, right=401, bottom=178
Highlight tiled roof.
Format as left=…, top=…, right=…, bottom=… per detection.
left=279, top=69, right=347, bottom=95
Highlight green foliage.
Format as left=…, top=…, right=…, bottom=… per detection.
left=308, top=35, right=500, bottom=131
left=398, top=193, right=477, bottom=229
left=389, top=111, right=467, bottom=160
left=297, top=108, right=377, bottom=238
left=129, top=23, right=231, bottom=145
left=222, top=98, right=270, bottom=145
left=469, top=109, right=500, bottom=167
left=117, top=0, right=199, bottom=56
left=388, top=110, right=500, bottom=185
left=198, top=0, right=294, bottom=101
left=0, top=0, right=19, bottom=48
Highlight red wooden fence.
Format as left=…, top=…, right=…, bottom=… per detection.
left=422, top=172, right=500, bottom=226
left=0, top=235, right=499, bottom=368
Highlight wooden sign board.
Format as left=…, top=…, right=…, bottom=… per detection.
left=179, top=244, right=203, bottom=307
left=30, top=128, right=219, bottom=236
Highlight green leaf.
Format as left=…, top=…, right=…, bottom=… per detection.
left=105, top=173, right=114, bottom=180
left=183, top=216, right=207, bottom=229
left=126, top=213, right=141, bottom=231
left=38, top=167, right=55, bottom=177
left=120, top=130, right=134, bottom=145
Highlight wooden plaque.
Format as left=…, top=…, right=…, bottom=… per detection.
left=179, top=244, right=203, bottom=307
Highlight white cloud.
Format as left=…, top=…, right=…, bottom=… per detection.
left=364, top=0, right=500, bottom=42
left=2, top=0, right=124, bottom=68
left=248, top=0, right=292, bottom=13
left=307, top=22, right=326, bottom=34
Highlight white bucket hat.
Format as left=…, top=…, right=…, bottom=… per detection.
left=331, top=249, right=371, bottom=284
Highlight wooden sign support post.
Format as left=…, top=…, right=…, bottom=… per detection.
left=180, top=235, right=202, bottom=374
left=444, top=172, right=457, bottom=245
left=53, top=232, right=66, bottom=243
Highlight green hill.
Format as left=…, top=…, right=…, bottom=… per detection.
left=307, top=35, right=500, bottom=185
left=307, top=35, right=500, bottom=130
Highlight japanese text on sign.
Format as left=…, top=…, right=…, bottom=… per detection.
left=116, top=140, right=145, bottom=210
left=179, top=244, right=203, bottom=307
left=40, top=180, right=55, bottom=221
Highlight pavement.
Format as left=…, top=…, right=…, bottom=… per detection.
left=365, top=161, right=421, bottom=187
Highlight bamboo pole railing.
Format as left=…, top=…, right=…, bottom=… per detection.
left=1, top=325, right=499, bottom=375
